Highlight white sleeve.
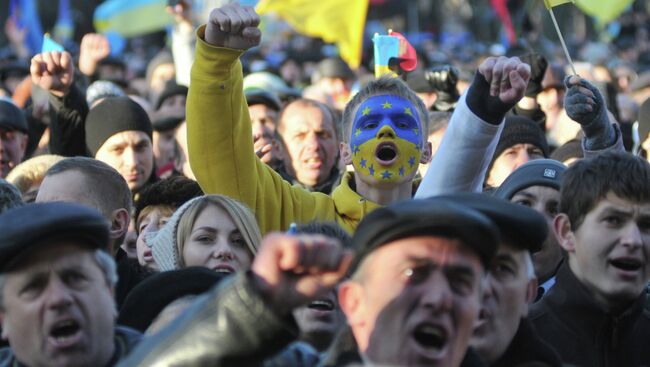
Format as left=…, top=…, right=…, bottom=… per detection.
left=414, top=92, right=504, bottom=198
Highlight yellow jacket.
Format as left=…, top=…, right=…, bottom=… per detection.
left=187, top=26, right=380, bottom=234
left=187, top=26, right=504, bottom=234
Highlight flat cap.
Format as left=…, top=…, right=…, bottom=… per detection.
left=0, top=97, right=28, bottom=133
left=118, top=267, right=227, bottom=332
left=494, top=159, right=566, bottom=201
left=245, top=88, right=282, bottom=111
left=350, top=197, right=500, bottom=272
left=0, top=202, right=110, bottom=271
left=439, top=193, right=548, bottom=253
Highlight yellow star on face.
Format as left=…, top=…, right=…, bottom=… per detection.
left=362, top=106, right=371, bottom=116
left=355, top=128, right=361, bottom=137
left=404, top=107, right=413, bottom=116
left=382, top=101, right=392, bottom=109
left=412, top=128, right=419, bottom=135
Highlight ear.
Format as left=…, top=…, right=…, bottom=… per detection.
left=553, top=213, right=576, bottom=253
left=521, top=278, right=539, bottom=317
left=110, top=208, right=130, bottom=242
left=338, top=280, right=364, bottom=326
left=340, top=142, right=353, bottom=166
left=420, top=141, right=432, bottom=164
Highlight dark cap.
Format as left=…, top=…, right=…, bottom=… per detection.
left=152, top=115, right=184, bottom=132
left=85, top=96, right=153, bottom=156
left=245, top=88, right=282, bottom=111
left=0, top=98, right=28, bottom=133
left=440, top=193, right=548, bottom=253
left=118, top=267, right=227, bottom=332
left=350, top=197, right=500, bottom=272
left=0, top=202, right=110, bottom=271
left=316, top=57, right=355, bottom=80
left=491, top=116, right=549, bottom=166
left=155, top=81, right=188, bottom=110
left=494, top=159, right=566, bottom=201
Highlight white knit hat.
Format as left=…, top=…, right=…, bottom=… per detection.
left=145, top=196, right=204, bottom=272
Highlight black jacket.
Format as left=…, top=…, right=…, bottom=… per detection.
left=0, top=325, right=141, bottom=367
left=529, top=262, right=650, bottom=367
left=491, top=318, right=563, bottom=367
left=48, top=84, right=90, bottom=157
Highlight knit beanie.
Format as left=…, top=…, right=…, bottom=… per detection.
left=86, top=80, right=125, bottom=107
left=491, top=116, right=550, bottom=167
left=85, top=96, right=153, bottom=156
left=493, top=159, right=566, bottom=200
left=550, top=139, right=583, bottom=164
left=145, top=196, right=203, bottom=272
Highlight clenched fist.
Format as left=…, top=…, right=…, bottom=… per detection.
left=30, top=51, right=74, bottom=98
left=205, top=3, right=261, bottom=50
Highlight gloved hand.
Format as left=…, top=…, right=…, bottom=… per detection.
left=519, top=53, right=548, bottom=97
left=426, top=65, right=460, bottom=111
left=564, top=75, right=615, bottom=150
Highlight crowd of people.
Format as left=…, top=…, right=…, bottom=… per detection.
left=0, top=1, right=649, bottom=366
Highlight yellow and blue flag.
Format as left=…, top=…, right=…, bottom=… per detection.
left=372, top=33, right=399, bottom=78
left=94, top=0, right=172, bottom=38
left=574, top=0, right=635, bottom=25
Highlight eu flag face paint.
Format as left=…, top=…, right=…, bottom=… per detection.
left=350, top=95, right=423, bottom=183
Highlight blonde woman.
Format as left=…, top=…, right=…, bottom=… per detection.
left=146, top=194, right=261, bottom=273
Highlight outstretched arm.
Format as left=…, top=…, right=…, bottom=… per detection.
left=416, top=56, right=531, bottom=197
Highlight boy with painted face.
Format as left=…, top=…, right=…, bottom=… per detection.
left=185, top=3, right=530, bottom=234
left=349, top=95, right=424, bottom=184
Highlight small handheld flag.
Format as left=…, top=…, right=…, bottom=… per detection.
left=372, top=30, right=417, bottom=79
left=41, top=34, right=65, bottom=53
left=543, top=0, right=577, bottom=75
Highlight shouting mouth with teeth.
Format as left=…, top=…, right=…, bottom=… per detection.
left=48, top=318, right=84, bottom=350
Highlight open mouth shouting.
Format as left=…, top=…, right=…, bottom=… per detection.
left=375, top=142, right=398, bottom=166
left=609, top=256, right=644, bottom=280
left=48, top=318, right=83, bottom=349
left=412, top=322, right=450, bottom=361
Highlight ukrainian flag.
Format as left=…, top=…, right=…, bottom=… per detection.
left=373, top=33, right=399, bottom=78
left=94, top=0, right=172, bottom=38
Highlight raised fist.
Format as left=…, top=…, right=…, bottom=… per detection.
left=79, top=33, right=111, bottom=77
left=426, top=65, right=460, bottom=111
left=205, top=3, right=261, bottom=50
left=251, top=233, right=352, bottom=315
left=30, top=51, right=74, bottom=98
left=478, top=56, right=531, bottom=106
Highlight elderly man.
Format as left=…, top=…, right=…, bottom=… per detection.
left=449, top=193, right=563, bottom=366
left=0, top=98, right=28, bottom=178
left=0, top=202, right=141, bottom=366
left=119, top=196, right=501, bottom=367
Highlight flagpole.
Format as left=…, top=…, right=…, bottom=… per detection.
left=547, top=6, right=578, bottom=75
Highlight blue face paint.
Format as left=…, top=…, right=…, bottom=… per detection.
left=349, top=95, right=424, bottom=183
left=350, top=95, right=422, bottom=150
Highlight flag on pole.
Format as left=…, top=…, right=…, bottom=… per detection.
left=256, top=0, right=369, bottom=69
left=544, top=0, right=574, bottom=9
left=94, top=0, right=172, bottom=38
left=372, top=33, right=399, bottom=78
